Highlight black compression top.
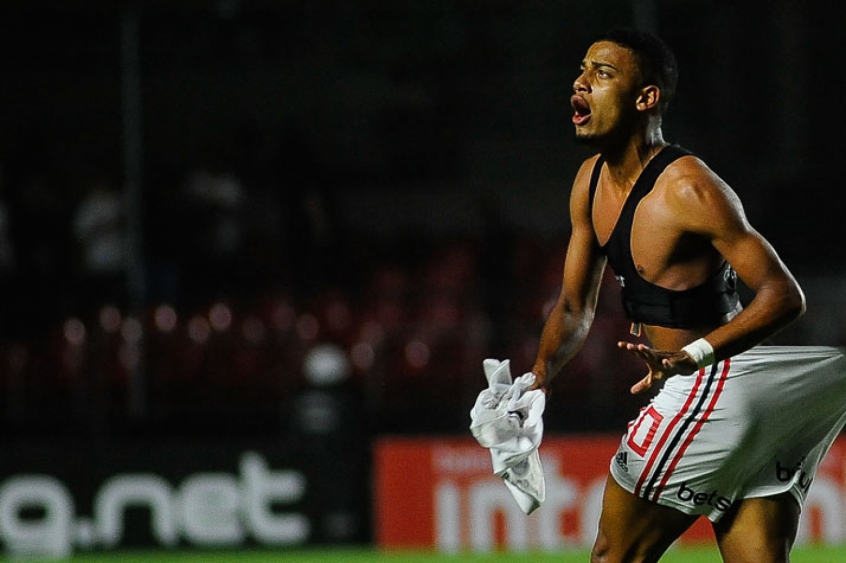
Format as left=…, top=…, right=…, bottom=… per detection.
left=588, top=144, right=739, bottom=329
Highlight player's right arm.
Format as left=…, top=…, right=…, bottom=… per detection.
left=531, top=157, right=608, bottom=393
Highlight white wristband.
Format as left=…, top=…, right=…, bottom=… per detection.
left=681, top=338, right=715, bottom=369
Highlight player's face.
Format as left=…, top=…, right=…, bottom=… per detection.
left=571, top=41, right=643, bottom=145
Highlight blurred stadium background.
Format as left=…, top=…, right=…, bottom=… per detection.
left=0, top=0, right=845, bottom=560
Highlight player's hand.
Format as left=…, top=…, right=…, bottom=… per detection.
left=527, top=373, right=550, bottom=396
left=617, top=341, right=699, bottom=395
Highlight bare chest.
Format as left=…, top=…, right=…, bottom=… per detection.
left=592, top=183, right=691, bottom=285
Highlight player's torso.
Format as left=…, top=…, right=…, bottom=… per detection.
left=589, top=164, right=733, bottom=349
left=591, top=164, right=724, bottom=292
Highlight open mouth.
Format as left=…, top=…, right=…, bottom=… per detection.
left=571, top=95, right=591, bottom=125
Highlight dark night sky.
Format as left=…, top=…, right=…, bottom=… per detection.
left=0, top=1, right=844, bottom=276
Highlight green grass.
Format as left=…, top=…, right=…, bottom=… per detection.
left=19, top=544, right=846, bottom=562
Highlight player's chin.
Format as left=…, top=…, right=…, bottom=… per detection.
left=573, top=130, right=596, bottom=145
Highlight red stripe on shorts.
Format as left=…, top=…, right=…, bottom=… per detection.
left=634, top=367, right=706, bottom=497
left=649, top=358, right=731, bottom=502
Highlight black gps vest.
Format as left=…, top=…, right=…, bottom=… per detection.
left=589, top=144, right=739, bottom=329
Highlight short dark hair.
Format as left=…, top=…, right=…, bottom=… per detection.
left=594, top=28, right=679, bottom=112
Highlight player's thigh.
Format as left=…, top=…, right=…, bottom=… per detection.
left=712, top=493, right=800, bottom=563
left=592, top=475, right=698, bottom=563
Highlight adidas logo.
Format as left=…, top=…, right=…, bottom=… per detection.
left=614, top=451, right=628, bottom=471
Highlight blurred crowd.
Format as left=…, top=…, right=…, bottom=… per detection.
left=0, top=154, right=656, bottom=439
left=2, top=2, right=843, bottom=442
left=2, top=148, right=845, bottom=446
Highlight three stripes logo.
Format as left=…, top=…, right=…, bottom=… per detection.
left=614, top=451, right=628, bottom=472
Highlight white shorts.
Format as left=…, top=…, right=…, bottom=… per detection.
left=609, top=346, right=846, bottom=522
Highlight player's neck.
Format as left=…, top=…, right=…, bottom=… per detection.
left=601, top=132, right=668, bottom=191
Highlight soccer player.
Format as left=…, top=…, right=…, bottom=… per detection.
left=528, top=28, right=846, bottom=562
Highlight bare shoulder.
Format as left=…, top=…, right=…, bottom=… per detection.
left=570, top=153, right=602, bottom=208
left=573, top=153, right=602, bottom=186
left=656, top=154, right=745, bottom=218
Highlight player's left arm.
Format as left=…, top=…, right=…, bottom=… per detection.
left=620, top=158, right=805, bottom=392
left=676, top=161, right=806, bottom=361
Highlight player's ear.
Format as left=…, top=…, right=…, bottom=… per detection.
left=636, top=85, right=661, bottom=112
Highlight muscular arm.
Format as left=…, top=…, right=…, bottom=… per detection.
left=620, top=160, right=805, bottom=393
left=683, top=166, right=805, bottom=359
left=617, top=158, right=806, bottom=394
left=531, top=160, right=608, bottom=391
left=664, top=160, right=805, bottom=362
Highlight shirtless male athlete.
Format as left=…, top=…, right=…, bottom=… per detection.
left=528, top=28, right=846, bottom=562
